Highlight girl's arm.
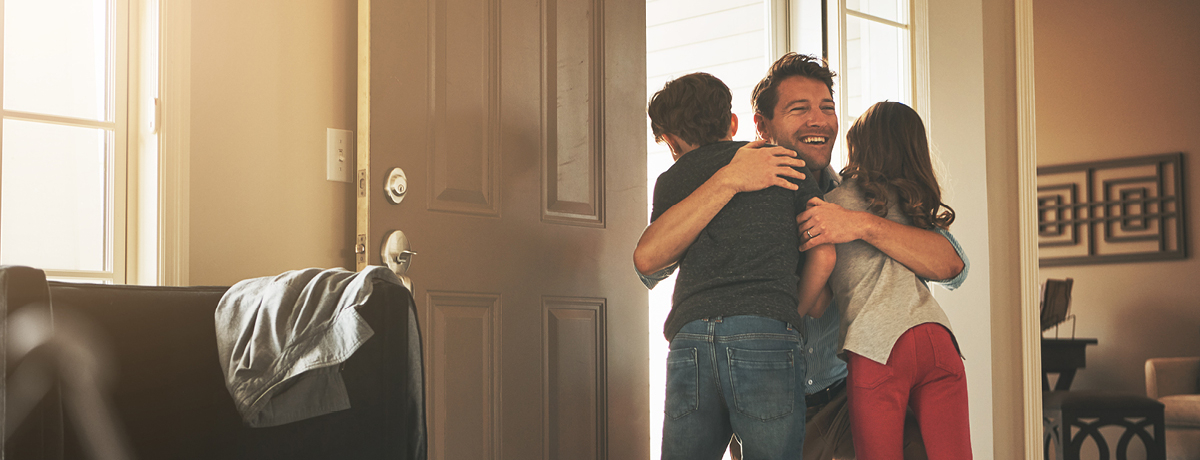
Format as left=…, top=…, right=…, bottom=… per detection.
left=797, top=243, right=836, bottom=318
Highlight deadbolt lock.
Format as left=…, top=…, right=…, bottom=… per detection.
left=385, top=168, right=408, bottom=204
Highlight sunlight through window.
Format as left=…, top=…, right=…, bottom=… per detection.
left=1, top=0, right=134, bottom=283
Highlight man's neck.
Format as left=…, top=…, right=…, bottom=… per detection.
left=816, top=166, right=843, bottom=193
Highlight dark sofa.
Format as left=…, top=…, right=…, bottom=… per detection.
left=1, top=265, right=425, bottom=460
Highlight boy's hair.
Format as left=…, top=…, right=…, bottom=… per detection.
left=840, top=101, right=955, bottom=230
left=648, top=72, right=732, bottom=147
left=752, top=53, right=836, bottom=120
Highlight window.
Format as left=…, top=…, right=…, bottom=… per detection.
left=826, top=0, right=924, bottom=170
left=838, top=0, right=912, bottom=117
left=1, top=0, right=155, bottom=284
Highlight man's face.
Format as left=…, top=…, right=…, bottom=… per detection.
left=754, top=76, right=838, bottom=171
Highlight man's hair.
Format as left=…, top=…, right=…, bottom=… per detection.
left=841, top=101, right=955, bottom=230
left=647, top=72, right=732, bottom=147
left=751, top=53, right=836, bottom=120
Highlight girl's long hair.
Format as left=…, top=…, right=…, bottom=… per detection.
left=839, top=101, right=955, bottom=230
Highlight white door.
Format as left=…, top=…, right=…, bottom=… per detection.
left=356, top=0, right=649, bottom=458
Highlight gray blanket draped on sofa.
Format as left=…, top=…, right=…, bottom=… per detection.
left=1, top=265, right=427, bottom=460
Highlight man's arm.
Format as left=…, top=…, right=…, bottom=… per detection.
left=633, top=141, right=808, bottom=276
left=797, top=197, right=965, bottom=281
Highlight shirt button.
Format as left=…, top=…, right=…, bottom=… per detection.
left=808, top=348, right=814, bottom=353
left=807, top=379, right=814, bottom=385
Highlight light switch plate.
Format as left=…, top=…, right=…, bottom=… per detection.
left=326, top=128, right=354, bottom=182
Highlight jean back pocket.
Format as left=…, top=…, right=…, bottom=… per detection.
left=727, top=347, right=794, bottom=421
left=665, top=347, right=699, bottom=420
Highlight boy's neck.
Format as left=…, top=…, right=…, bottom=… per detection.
left=668, top=135, right=732, bottom=161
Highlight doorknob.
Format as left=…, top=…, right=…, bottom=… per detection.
left=385, top=167, right=408, bottom=204
left=381, top=230, right=416, bottom=292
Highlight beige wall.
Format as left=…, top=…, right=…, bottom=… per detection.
left=981, top=0, right=1026, bottom=457
left=927, top=0, right=997, bottom=457
left=1034, top=0, right=1200, bottom=393
left=188, top=0, right=358, bottom=285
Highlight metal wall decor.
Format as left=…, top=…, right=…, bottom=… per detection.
left=1037, top=152, right=1187, bottom=266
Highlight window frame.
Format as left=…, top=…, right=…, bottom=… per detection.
left=157, top=0, right=189, bottom=287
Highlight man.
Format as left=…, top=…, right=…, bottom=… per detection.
left=636, top=53, right=969, bottom=460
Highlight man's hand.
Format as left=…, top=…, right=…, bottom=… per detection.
left=797, top=197, right=864, bottom=251
left=714, top=139, right=807, bottom=193
left=797, top=197, right=965, bottom=280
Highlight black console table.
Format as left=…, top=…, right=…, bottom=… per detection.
left=1041, top=338, right=1098, bottom=391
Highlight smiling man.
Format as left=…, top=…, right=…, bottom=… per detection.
left=637, top=53, right=970, bottom=460
left=751, top=66, right=838, bottom=176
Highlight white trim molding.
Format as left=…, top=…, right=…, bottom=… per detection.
left=159, top=0, right=190, bottom=286
left=912, top=0, right=931, bottom=128
left=131, top=0, right=158, bottom=285
left=768, top=0, right=791, bottom=60
left=1015, top=0, right=1042, bottom=457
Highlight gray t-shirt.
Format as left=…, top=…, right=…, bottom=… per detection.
left=825, top=178, right=956, bottom=364
left=651, top=140, right=822, bottom=341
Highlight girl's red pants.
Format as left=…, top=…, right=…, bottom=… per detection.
left=846, top=323, right=972, bottom=460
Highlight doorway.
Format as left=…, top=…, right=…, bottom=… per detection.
left=644, top=1, right=780, bottom=457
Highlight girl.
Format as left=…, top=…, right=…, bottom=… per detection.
left=821, top=101, right=969, bottom=460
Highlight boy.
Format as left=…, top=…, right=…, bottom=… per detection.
left=636, top=72, right=835, bottom=460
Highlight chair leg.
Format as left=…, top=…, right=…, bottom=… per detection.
left=1045, top=413, right=1060, bottom=460
left=1152, top=408, right=1165, bottom=460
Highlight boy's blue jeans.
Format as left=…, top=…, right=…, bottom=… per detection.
left=661, top=315, right=807, bottom=460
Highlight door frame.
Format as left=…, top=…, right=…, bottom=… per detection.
left=1016, top=0, right=1043, bottom=457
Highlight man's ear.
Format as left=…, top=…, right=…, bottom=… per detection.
left=753, top=112, right=770, bottom=141
left=728, top=113, right=738, bottom=138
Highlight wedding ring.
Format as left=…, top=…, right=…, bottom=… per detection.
left=805, top=230, right=813, bottom=239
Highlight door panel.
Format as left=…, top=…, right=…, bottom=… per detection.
left=357, top=0, right=647, bottom=458
left=428, top=0, right=500, bottom=216
left=543, top=0, right=604, bottom=225
left=428, top=291, right=500, bottom=459
left=544, top=297, right=606, bottom=460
